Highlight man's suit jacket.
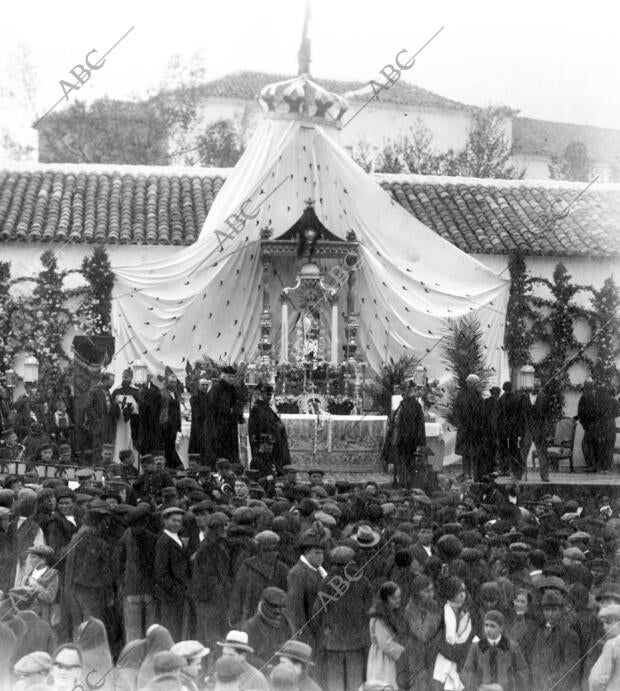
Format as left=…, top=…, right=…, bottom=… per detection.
left=154, top=532, right=191, bottom=603
left=286, top=559, right=325, bottom=647
left=412, top=542, right=436, bottom=569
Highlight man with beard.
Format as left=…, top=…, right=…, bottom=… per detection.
left=248, top=384, right=291, bottom=480
left=206, top=367, right=244, bottom=466
left=189, top=378, right=211, bottom=465
left=84, top=372, right=118, bottom=463
left=111, top=368, right=140, bottom=461
left=159, top=372, right=183, bottom=470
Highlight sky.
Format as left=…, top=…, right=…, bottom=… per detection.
left=1, top=0, right=619, bottom=130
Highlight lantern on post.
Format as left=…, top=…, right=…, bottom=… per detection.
left=133, top=360, right=148, bottom=386
left=23, top=356, right=39, bottom=385
left=519, top=364, right=535, bottom=392
left=413, top=364, right=427, bottom=388
left=4, top=369, right=17, bottom=405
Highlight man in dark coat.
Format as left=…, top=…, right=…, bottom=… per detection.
left=453, top=374, right=485, bottom=480
left=312, top=545, right=373, bottom=691
left=576, top=379, right=606, bottom=471
left=137, top=375, right=162, bottom=454
left=481, top=386, right=501, bottom=477
left=229, top=530, right=288, bottom=626
left=64, top=500, right=115, bottom=638
left=530, top=590, right=581, bottom=691
left=84, top=372, right=118, bottom=462
left=242, top=587, right=293, bottom=670
left=191, top=511, right=232, bottom=651
left=158, top=373, right=183, bottom=470
left=154, top=506, right=191, bottom=642
left=497, top=381, right=521, bottom=476
left=116, top=503, right=158, bottom=642
left=188, top=378, right=210, bottom=464
left=528, top=382, right=554, bottom=482
left=392, top=380, right=426, bottom=489
left=206, top=367, right=244, bottom=465
left=286, top=532, right=327, bottom=651
left=133, top=454, right=174, bottom=504
left=248, top=384, right=291, bottom=479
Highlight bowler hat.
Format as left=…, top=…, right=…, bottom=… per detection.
left=279, top=640, right=314, bottom=666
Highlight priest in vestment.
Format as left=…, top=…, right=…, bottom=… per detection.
left=111, top=368, right=140, bottom=461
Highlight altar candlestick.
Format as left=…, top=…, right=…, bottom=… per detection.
left=331, top=300, right=338, bottom=364
left=281, top=299, right=289, bottom=362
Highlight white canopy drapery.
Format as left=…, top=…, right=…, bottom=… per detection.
left=111, top=113, right=509, bottom=384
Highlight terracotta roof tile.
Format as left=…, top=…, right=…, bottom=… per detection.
left=0, top=166, right=618, bottom=257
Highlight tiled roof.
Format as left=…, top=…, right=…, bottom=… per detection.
left=512, top=117, right=620, bottom=166
left=189, top=70, right=473, bottom=110
left=0, top=164, right=618, bottom=257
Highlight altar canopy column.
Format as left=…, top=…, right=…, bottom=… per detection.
left=330, top=299, right=338, bottom=364
left=280, top=296, right=289, bottom=362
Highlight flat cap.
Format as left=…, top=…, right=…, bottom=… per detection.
left=567, top=531, right=590, bottom=542
left=215, top=655, right=244, bottom=682
left=255, top=530, right=280, bottom=547
left=152, top=651, right=186, bottom=674
left=161, top=506, right=185, bottom=518
left=170, top=641, right=210, bottom=659
left=541, top=590, right=564, bottom=607
left=329, top=545, right=356, bottom=565
left=314, top=511, right=336, bottom=528
left=206, top=511, right=228, bottom=528
left=232, top=506, right=255, bottom=525
left=14, top=651, right=52, bottom=674
left=261, top=587, right=287, bottom=607
left=75, top=468, right=94, bottom=479
left=563, top=547, right=585, bottom=561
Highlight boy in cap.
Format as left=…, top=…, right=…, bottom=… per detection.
left=13, top=651, right=52, bottom=691
left=170, top=640, right=210, bottom=690
left=462, top=609, right=528, bottom=691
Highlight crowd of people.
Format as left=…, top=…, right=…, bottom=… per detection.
left=0, top=367, right=619, bottom=690
left=0, top=448, right=616, bottom=689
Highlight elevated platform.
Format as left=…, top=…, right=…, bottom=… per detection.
left=495, top=472, right=620, bottom=488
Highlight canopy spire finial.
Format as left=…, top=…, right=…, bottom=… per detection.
left=297, top=0, right=312, bottom=76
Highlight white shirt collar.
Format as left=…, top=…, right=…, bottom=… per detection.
left=300, top=555, right=327, bottom=579
left=164, top=529, right=183, bottom=547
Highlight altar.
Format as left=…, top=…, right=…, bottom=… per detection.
left=178, top=416, right=444, bottom=473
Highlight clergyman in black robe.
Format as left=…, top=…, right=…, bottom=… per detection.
left=392, top=382, right=427, bottom=489
left=205, top=368, right=244, bottom=465
left=453, top=374, right=485, bottom=480
left=188, top=379, right=210, bottom=464
left=137, top=377, right=162, bottom=455
left=248, top=384, right=291, bottom=478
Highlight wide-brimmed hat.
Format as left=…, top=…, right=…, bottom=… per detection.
left=27, top=545, right=55, bottom=561
left=350, top=524, right=381, bottom=548
left=217, top=630, right=254, bottom=653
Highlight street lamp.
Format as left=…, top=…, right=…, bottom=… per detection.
left=413, top=364, right=428, bottom=388
left=23, top=356, right=39, bottom=385
left=519, top=364, right=535, bottom=392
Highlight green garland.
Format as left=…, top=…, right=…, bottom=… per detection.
left=504, top=251, right=535, bottom=373
left=80, top=245, right=114, bottom=336
left=590, top=277, right=620, bottom=387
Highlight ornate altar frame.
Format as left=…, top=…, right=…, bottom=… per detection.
left=258, top=200, right=361, bottom=369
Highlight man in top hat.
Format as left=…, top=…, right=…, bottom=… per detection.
left=111, top=368, right=140, bottom=462
left=154, top=506, right=191, bottom=641
left=217, top=630, right=269, bottom=690
left=248, top=383, right=291, bottom=480
left=84, top=372, right=118, bottom=463
left=206, top=367, right=244, bottom=466
left=391, top=375, right=426, bottom=489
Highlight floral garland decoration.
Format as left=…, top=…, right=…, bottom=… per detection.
left=504, top=251, right=535, bottom=376
left=79, top=245, right=114, bottom=336
left=590, top=277, right=620, bottom=387
left=0, top=261, right=16, bottom=383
